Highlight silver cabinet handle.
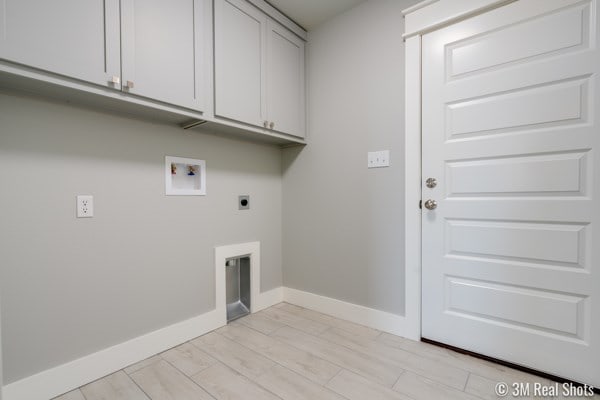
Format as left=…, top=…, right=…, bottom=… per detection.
left=110, top=76, right=120, bottom=85
left=424, top=199, right=437, bottom=210
left=269, top=121, right=275, bottom=129
left=426, top=178, right=437, bottom=188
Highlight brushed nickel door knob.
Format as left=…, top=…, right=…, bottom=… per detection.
left=424, top=199, right=437, bottom=210
left=426, top=178, right=437, bottom=188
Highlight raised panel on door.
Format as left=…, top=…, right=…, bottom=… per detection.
left=0, top=0, right=120, bottom=88
left=266, top=20, right=305, bottom=138
left=422, top=0, right=599, bottom=387
left=120, top=0, right=204, bottom=111
left=214, top=0, right=266, bottom=127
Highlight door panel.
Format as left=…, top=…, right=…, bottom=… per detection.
left=120, top=0, right=204, bottom=110
left=446, top=152, right=588, bottom=197
left=214, top=0, right=266, bottom=127
left=0, top=0, right=120, bottom=87
left=446, top=276, right=585, bottom=337
left=448, top=2, right=591, bottom=78
left=422, top=0, right=599, bottom=386
left=266, top=20, right=305, bottom=138
left=446, top=219, right=586, bottom=267
left=447, top=78, right=587, bottom=139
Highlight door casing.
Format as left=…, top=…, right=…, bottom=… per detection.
left=402, top=0, right=517, bottom=342
left=403, top=0, right=600, bottom=388
left=403, top=0, right=580, bottom=340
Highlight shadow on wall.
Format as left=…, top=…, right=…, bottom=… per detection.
left=282, top=145, right=303, bottom=174
left=0, top=90, right=281, bottom=178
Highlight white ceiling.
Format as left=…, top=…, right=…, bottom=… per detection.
left=266, top=0, right=365, bottom=30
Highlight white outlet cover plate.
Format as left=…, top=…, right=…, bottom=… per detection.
left=368, top=150, right=390, bottom=168
left=77, top=195, right=94, bottom=218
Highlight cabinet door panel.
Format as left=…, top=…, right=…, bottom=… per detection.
left=267, top=21, right=305, bottom=138
left=214, top=0, right=266, bottom=127
left=121, top=0, right=204, bottom=111
left=0, top=0, right=120, bottom=87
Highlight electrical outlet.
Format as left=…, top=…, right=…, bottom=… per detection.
left=77, top=195, right=94, bottom=218
left=368, top=150, right=390, bottom=168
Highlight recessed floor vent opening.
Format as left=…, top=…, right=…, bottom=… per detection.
left=226, top=256, right=251, bottom=322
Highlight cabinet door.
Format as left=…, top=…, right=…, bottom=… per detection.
left=266, top=20, right=305, bottom=138
left=121, top=0, right=204, bottom=111
left=214, top=0, right=266, bottom=127
left=0, top=0, right=120, bottom=87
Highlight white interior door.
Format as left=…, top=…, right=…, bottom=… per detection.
left=422, top=0, right=600, bottom=387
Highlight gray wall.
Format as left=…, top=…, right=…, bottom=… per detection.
left=0, top=91, right=282, bottom=384
left=283, top=0, right=416, bottom=316
left=0, top=296, right=2, bottom=400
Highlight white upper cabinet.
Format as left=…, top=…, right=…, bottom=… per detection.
left=0, top=0, right=120, bottom=88
left=0, top=0, right=305, bottom=142
left=214, top=0, right=306, bottom=138
left=120, top=0, right=205, bottom=111
left=266, top=20, right=305, bottom=138
left=214, top=0, right=266, bottom=127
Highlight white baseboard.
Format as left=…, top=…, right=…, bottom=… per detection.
left=283, top=287, right=408, bottom=337
left=255, top=286, right=284, bottom=312
left=3, top=310, right=222, bottom=400
left=1, top=286, right=406, bottom=400
left=2, top=287, right=282, bottom=400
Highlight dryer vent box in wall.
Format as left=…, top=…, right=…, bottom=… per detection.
left=226, top=256, right=251, bottom=322
left=239, top=195, right=250, bottom=210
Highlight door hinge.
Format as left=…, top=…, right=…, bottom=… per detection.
left=419, top=200, right=422, bottom=209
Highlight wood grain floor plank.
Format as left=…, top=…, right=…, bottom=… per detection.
left=326, top=369, right=412, bottom=400
left=320, top=327, right=469, bottom=390
left=256, top=364, right=347, bottom=400
left=262, top=307, right=330, bottom=336
left=161, top=342, right=217, bottom=377
left=271, top=325, right=404, bottom=387
left=124, top=355, right=163, bottom=375
left=237, top=312, right=286, bottom=335
left=191, top=331, right=275, bottom=379
left=192, top=363, right=281, bottom=400
left=218, top=323, right=341, bottom=384
left=80, top=371, right=149, bottom=400
left=393, top=371, right=480, bottom=400
left=52, top=389, right=86, bottom=400
left=277, top=303, right=381, bottom=339
left=377, top=333, right=543, bottom=385
left=129, top=359, right=213, bottom=400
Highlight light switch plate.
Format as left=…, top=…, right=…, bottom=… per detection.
left=368, top=150, right=390, bottom=168
left=77, top=195, right=94, bottom=218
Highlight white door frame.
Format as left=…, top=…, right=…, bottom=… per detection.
left=402, top=0, right=515, bottom=341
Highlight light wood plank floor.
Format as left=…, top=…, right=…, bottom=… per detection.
left=54, top=303, right=599, bottom=400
